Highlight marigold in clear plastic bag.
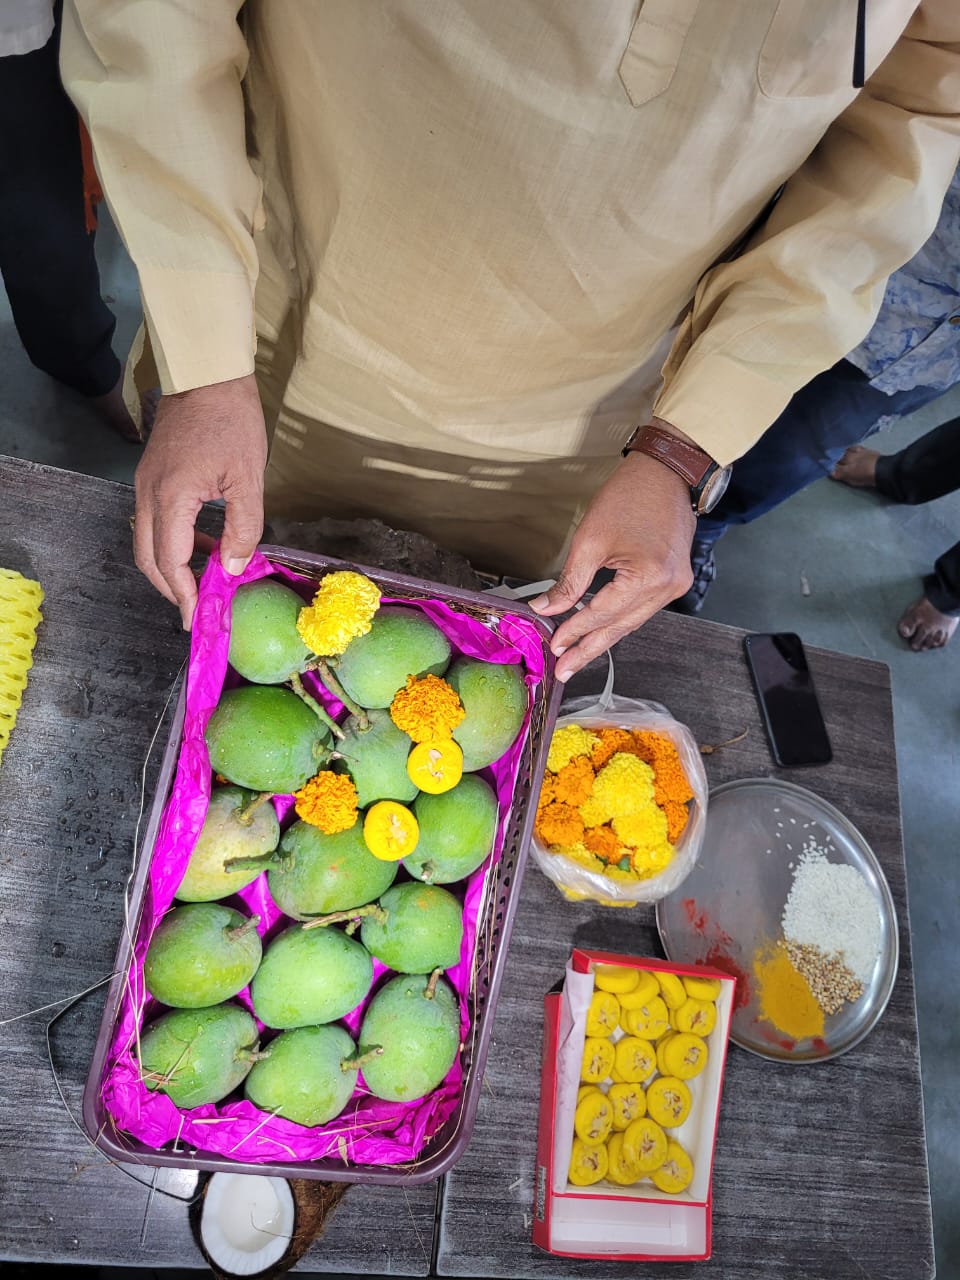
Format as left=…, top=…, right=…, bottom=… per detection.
left=531, top=694, right=708, bottom=906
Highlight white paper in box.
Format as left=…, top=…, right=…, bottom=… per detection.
left=532, top=947, right=735, bottom=1262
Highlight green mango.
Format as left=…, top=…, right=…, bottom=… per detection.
left=144, top=903, right=262, bottom=1008
left=175, top=785, right=280, bottom=902
left=402, top=774, right=498, bottom=884
left=228, top=579, right=313, bottom=684
left=244, top=1024, right=358, bottom=1127
left=267, top=819, right=398, bottom=921
left=448, top=657, right=527, bottom=770
left=335, top=707, right=418, bottom=808
left=205, top=684, right=332, bottom=794
left=360, top=882, right=463, bottom=973
left=139, top=1003, right=261, bottom=1108
left=358, top=972, right=460, bottom=1102
left=251, top=923, right=373, bottom=1028
left=333, top=606, right=451, bottom=708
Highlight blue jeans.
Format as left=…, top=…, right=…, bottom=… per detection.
left=697, top=359, right=944, bottom=544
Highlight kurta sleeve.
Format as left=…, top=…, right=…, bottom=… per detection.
left=654, top=1, right=960, bottom=466
left=60, top=0, right=262, bottom=394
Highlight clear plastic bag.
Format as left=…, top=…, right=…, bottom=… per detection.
left=529, top=691, right=708, bottom=907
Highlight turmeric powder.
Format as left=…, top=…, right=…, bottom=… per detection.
left=753, top=941, right=824, bottom=1040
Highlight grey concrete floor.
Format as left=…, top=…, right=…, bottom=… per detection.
left=2, top=215, right=959, bottom=1279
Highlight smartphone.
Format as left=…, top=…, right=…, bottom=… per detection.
left=742, top=632, right=832, bottom=767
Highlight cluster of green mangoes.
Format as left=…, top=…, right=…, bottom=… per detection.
left=136, top=575, right=528, bottom=1132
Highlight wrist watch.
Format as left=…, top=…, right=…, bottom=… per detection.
left=621, top=424, right=732, bottom=515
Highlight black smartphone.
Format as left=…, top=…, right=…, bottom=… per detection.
left=742, top=632, right=832, bottom=767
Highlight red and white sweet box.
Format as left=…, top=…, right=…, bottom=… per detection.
left=532, top=947, right=735, bottom=1262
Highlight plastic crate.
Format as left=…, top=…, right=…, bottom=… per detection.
left=82, top=544, right=562, bottom=1184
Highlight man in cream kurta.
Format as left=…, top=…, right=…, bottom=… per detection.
left=61, top=1, right=960, bottom=679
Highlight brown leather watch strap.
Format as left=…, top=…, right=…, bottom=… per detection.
left=621, top=423, right=714, bottom=485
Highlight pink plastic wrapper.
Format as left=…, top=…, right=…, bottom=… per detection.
left=99, top=548, right=546, bottom=1166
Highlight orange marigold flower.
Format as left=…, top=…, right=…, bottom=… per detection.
left=390, top=673, right=465, bottom=743
left=535, top=801, right=585, bottom=849
left=583, top=824, right=621, bottom=864
left=554, top=755, right=596, bottom=807
left=590, top=727, right=635, bottom=770
left=663, top=799, right=690, bottom=842
left=537, top=773, right=558, bottom=808
left=631, top=730, right=693, bottom=805
left=293, top=770, right=359, bottom=833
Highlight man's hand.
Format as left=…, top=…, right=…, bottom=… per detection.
left=528, top=449, right=696, bottom=681
left=132, top=373, right=268, bottom=630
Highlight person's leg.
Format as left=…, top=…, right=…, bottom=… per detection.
left=897, top=538, right=960, bottom=651
left=832, top=412, right=960, bottom=500
left=670, top=360, right=940, bottom=612
left=0, top=7, right=138, bottom=437
left=832, top=414, right=960, bottom=649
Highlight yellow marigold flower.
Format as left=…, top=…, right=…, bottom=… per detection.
left=563, top=843, right=607, bottom=874
left=578, top=794, right=610, bottom=829
left=631, top=841, right=676, bottom=879
left=587, top=752, right=656, bottom=821
left=611, top=803, right=669, bottom=851
left=293, top=770, right=359, bottom=833
left=547, top=724, right=599, bottom=774
left=296, top=570, right=381, bottom=657
left=390, top=673, right=465, bottom=742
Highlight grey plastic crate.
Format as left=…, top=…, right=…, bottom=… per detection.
left=82, top=545, right=562, bottom=1184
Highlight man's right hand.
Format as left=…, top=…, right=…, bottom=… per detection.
left=132, top=373, right=268, bottom=631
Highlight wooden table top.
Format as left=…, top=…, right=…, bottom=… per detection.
left=0, top=457, right=933, bottom=1277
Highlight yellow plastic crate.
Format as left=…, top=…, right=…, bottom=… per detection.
left=0, top=568, right=44, bottom=766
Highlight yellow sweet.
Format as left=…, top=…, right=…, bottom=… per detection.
left=623, top=1116, right=669, bottom=1172
left=654, top=970, right=687, bottom=1010
left=672, top=996, right=717, bottom=1036
left=607, top=1081, right=646, bottom=1130
left=585, top=989, right=620, bottom=1037
left=593, top=964, right=640, bottom=995
left=574, top=1091, right=614, bottom=1144
left=568, top=1138, right=608, bottom=1186
left=605, top=1131, right=643, bottom=1186
left=613, top=1035, right=657, bottom=1083
left=577, top=1084, right=604, bottom=1105
left=618, top=969, right=660, bottom=1009
left=660, top=1031, right=709, bottom=1080
left=683, top=974, right=722, bottom=1000
left=621, top=995, right=670, bottom=1040
left=650, top=1140, right=694, bottom=1193
left=646, top=1076, right=692, bottom=1128
left=581, top=1036, right=615, bottom=1084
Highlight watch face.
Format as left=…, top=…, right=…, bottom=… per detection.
left=696, top=464, right=732, bottom=515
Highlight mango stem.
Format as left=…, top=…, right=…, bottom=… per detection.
left=290, top=673, right=345, bottom=740
left=340, top=1044, right=385, bottom=1075
left=301, top=904, right=387, bottom=932
left=424, top=968, right=443, bottom=1000
left=236, top=791, right=274, bottom=826
left=225, top=914, right=261, bottom=943
left=315, top=660, right=369, bottom=731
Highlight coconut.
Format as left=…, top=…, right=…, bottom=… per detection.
left=193, top=1172, right=349, bottom=1279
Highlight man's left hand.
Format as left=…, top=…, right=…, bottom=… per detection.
left=528, top=450, right=696, bottom=680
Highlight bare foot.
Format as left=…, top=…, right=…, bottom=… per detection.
left=89, top=380, right=143, bottom=443
left=830, top=445, right=880, bottom=489
left=897, top=596, right=959, bottom=651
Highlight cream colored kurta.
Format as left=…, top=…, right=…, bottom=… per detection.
left=62, top=1, right=960, bottom=577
